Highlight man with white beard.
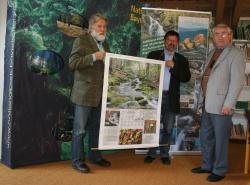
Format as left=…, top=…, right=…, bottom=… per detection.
left=69, top=13, right=111, bottom=173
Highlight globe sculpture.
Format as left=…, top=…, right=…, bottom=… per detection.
left=28, top=50, right=64, bottom=75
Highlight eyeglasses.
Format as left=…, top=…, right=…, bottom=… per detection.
left=214, top=32, right=229, bottom=38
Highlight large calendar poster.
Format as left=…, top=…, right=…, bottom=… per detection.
left=99, top=53, right=165, bottom=150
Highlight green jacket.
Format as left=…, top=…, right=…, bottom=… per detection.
left=69, top=32, right=110, bottom=107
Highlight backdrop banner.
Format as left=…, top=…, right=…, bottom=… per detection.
left=1, top=0, right=142, bottom=168
left=139, top=7, right=211, bottom=154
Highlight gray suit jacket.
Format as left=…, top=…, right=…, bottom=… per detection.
left=69, top=32, right=110, bottom=107
left=202, top=45, right=246, bottom=114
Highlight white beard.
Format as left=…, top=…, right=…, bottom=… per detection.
left=91, top=30, right=106, bottom=42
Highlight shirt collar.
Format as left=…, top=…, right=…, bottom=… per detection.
left=164, top=48, right=175, bottom=56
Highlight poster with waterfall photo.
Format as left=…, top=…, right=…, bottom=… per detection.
left=141, top=8, right=211, bottom=109
left=139, top=7, right=211, bottom=154
left=98, top=53, right=165, bottom=150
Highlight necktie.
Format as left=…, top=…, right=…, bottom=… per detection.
left=201, top=48, right=223, bottom=96
left=209, top=48, right=223, bottom=68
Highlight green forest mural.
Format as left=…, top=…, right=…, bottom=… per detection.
left=2, top=0, right=142, bottom=168
left=10, top=0, right=141, bottom=97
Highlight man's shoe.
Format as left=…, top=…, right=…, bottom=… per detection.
left=207, top=173, right=225, bottom=182
left=191, top=167, right=211, bottom=174
left=72, top=162, right=90, bottom=173
left=161, top=157, right=171, bottom=165
left=95, top=159, right=111, bottom=167
left=144, top=156, right=155, bottom=163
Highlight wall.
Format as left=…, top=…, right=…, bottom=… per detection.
left=0, top=0, right=7, bottom=159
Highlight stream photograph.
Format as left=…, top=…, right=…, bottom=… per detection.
left=107, top=57, right=161, bottom=109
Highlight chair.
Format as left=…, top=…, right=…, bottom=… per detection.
left=244, top=109, right=250, bottom=174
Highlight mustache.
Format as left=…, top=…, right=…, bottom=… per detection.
left=91, top=30, right=106, bottom=42
left=95, top=32, right=106, bottom=37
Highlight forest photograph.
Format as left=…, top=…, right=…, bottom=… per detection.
left=106, top=57, right=161, bottom=109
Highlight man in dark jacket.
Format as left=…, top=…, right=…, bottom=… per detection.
left=144, top=30, right=191, bottom=165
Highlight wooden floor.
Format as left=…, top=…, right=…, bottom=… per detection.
left=0, top=142, right=250, bottom=185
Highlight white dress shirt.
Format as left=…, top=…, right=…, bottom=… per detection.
left=163, top=49, right=174, bottom=91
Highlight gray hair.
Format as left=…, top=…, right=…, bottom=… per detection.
left=88, top=13, right=108, bottom=32
left=212, top=23, right=232, bottom=34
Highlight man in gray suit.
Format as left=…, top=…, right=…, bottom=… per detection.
left=192, top=24, right=246, bottom=182
left=69, top=13, right=111, bottom=173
